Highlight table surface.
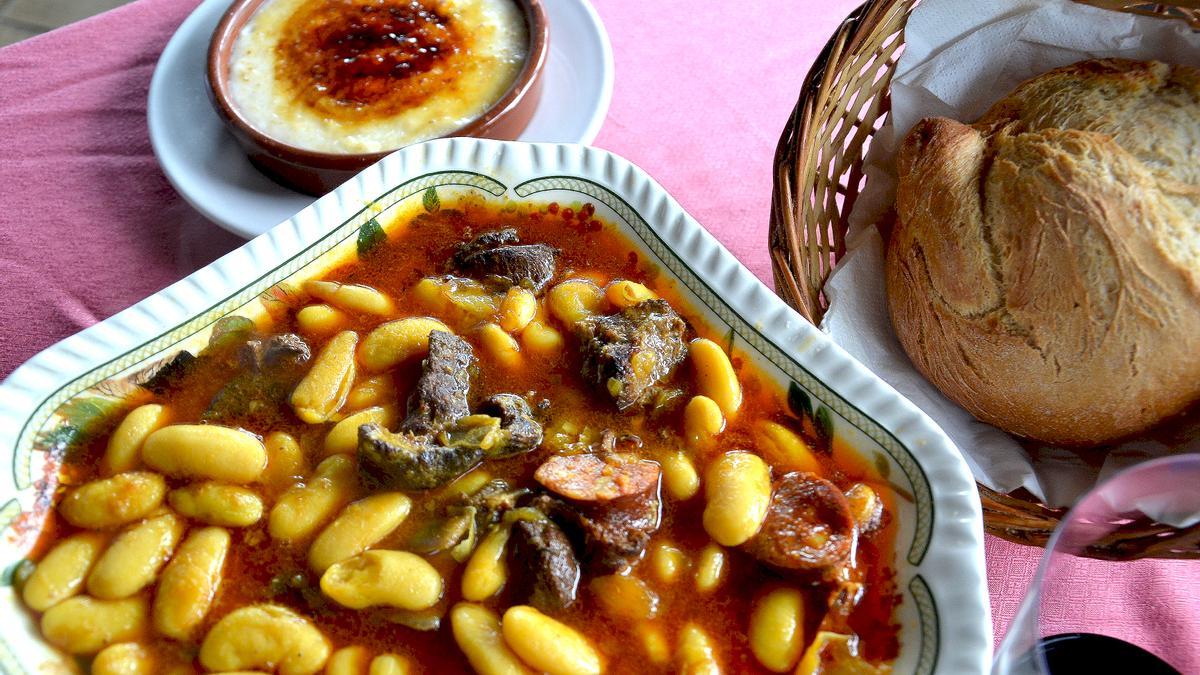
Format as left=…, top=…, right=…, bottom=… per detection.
left=1, top=0, right=1196, bottom=672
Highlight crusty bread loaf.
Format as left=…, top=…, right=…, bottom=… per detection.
left=886, top=59, right=1200, bottom=445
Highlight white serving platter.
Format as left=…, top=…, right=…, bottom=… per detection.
left=0, top=139, right=990, bottom=674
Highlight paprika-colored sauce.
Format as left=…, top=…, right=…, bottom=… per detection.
left=22, top=199, right=901, bottom=673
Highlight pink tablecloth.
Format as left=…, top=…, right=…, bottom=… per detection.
left=1, top=1, right=1197, bottom=671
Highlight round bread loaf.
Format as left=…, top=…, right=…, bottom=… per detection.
left=886, top=59, right=1200, bottom=445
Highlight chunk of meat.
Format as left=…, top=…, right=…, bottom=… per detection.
left=453, top=228, right=558, bottom=293
left=358, top=423, right=483, bottom=491
left=140, top=350, right=197, bottom=395
left=535, top=454, right=659, bottom=502
left=507, top=517, right=581, bottom=612
left=578, top=299, right=688, bottom=410
left=457, top=228, right=520, bottom=251
left=436, top=401, right=541, bottom=459
left=407, top=506, right=477, bottom=556
left=745, top=472, right=855, bottom=571
left=478, top=394, right=543, bottom=457
left=205, top=333, right=312, bottom=423
left=240, top=333, right=311, bottom=370
left=464, top=479, right=528, bottom=528
left=401, top=331, right=474, bottom=434
left=532, top=454, right=662, bottom=572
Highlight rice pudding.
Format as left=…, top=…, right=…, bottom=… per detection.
left=228, top=0, right=529, bottom=154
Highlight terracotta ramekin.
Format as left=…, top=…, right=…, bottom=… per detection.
left=207, top=0, right=549, bottom=196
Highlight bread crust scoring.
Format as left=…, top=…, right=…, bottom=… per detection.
left=887, top=58, right=1200, bottom=445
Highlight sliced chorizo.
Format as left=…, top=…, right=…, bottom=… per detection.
left=534, top=453, right=660, bottom=502
left=745, top=472, right=855, bottom=571
left=532, top=453, right=663, bottom=572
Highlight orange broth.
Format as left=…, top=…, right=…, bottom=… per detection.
left=30, top=198, right=899, bottom=673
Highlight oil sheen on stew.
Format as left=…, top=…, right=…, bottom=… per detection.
left=21, top=198, right=901, bottom=674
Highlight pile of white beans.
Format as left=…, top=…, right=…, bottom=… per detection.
left=19, top=267, right=887, bottom=675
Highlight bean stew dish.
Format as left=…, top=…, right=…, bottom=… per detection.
left=17, top=197, right=900, bottom=674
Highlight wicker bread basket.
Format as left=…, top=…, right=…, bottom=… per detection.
left=769, top=0, right=1200, bottom=559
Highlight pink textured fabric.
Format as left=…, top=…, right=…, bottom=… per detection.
left=0, top=0, right=1196, bottom=671
left=988, top=538, right=1200, bottom=673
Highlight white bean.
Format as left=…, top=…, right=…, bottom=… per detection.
left=87, top=510, right=184, bottom=599
left=320, top=550, right=443, bottom=610
left=22, top=532, right=107, bottom=612
left=59, top=472, right=165, bottom=530
left=749, top=588, right=805, bottom=672
left=153, top=527, right=230, bottom=639
left=358, top=318, right=450, bottom=372
left=291, top=330, right=358, bottom=423
left=308, top=492, right=411, bottom=573
left=199, top=604, right=330, bottom=675
left=450, top=603, right=534, bottom=675
left=168, top=482, right=263, bottom=527
left=40, top=595, right=148, bottom=654
left=462, top=526, right=510, bottom=601
left=689, top=338, right=742, bottom=416
left=702, top=451, right=771, bottom=546
left=102, top=404, right=168, bottom=475
left=501, top=605, right=602, bottom=675
left=269, top=454, right=357, bottom=544
left=92, top=642, right=154, bottom=675
left=142, top=425, right=266, bottom=483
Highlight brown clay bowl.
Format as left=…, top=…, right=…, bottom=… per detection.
left=207, top=0, right=549, bottom=196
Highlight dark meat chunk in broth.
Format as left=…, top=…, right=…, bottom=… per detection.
left=579, top=299, right=688, bottom=410
left=240, top=333, right=311, bottom=370
left=745, top=472, right=855, bottom=572
left=205, top=333, right=311, bottom=422
left=407, top=479, right=528, bottom=559
left=477, top=394, right=543, bottom=457
left=507, top=517, right=581, bottom=612
left=358, top=424, right=483, bottom=491
left=453, top=228, right=558, bottom=293
left=401, top=331, right=474, bottom=434
left=359, top=333, right=546, bottom=489
left=466, top=479, right=529, bottom=527
left=139, top=350, right=197, bottom=395
left=533, top=454, right=662, bottom=572
left=434, top=395, right=542, bottom=459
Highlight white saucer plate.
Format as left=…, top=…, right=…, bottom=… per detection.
left=147, top=0, right=614, bottom=239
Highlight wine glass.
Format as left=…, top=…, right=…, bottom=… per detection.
left=992, top=454, right=1200, bottom=674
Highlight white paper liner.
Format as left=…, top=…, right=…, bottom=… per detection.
left=821, top=0, right=1200, bottom=507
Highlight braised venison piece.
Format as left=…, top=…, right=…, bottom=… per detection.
left=507, top=517, right=582, bottom=612
left=240, top=333, right=311, bottom=370
left=477, top=393, right=543, bottom=457
left=401, top=331, right=475, bottom=434
left=466, top=479, right=528, bottom=526
left=407, top=479, right=528, bottom=557
left=579, top=299, right=688, bottom=410
left=362, top=334, right=546, bottom=489
left=745, top=472, right=855, bottom=571
left=358, top=424, right=484, bottom=491
left=205, top=333, right=312, bottom=423
left=453, top=228, right=558, bottom=293
left=139, top=350, right=198, bottom=395
left=533, top=453, right=663, bottom=572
